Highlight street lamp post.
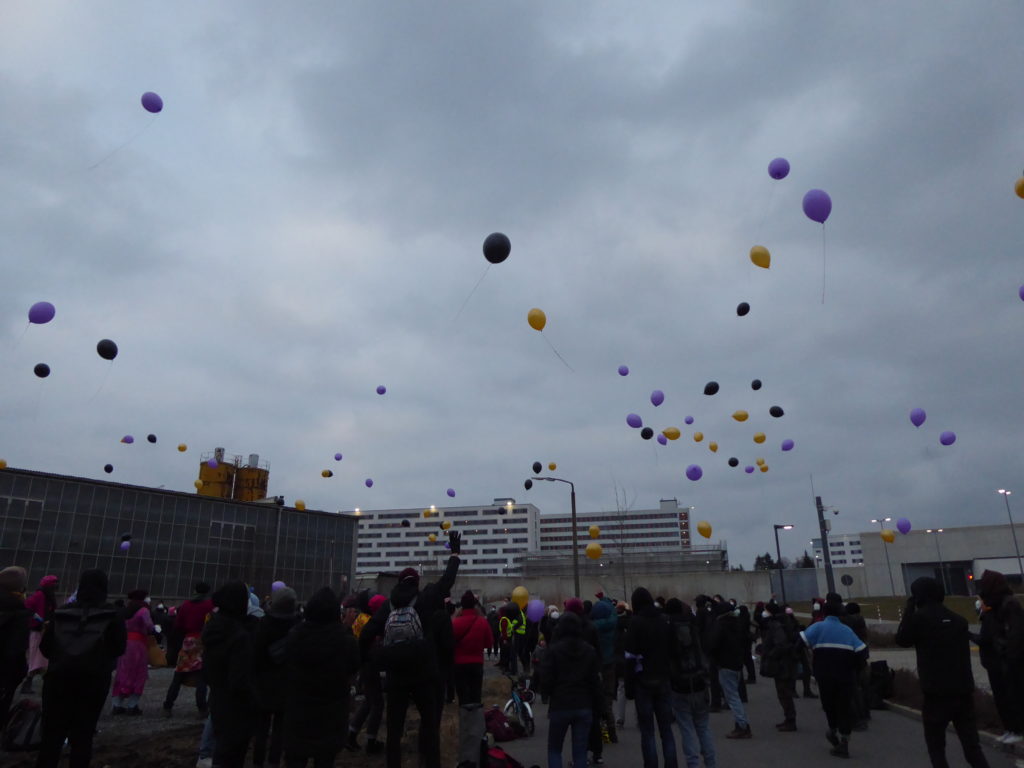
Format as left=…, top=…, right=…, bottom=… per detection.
left=998, top=490, right=1024, bottom=580
left=529, top=476, right=579, bottom=597
left=926, top=529, right=948, bottom=594
left=773, top=524, right=794, bottom=604
left=870, top=517, right=897, bottom=597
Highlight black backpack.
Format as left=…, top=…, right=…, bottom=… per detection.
left=669, top=619, right=707, bottom=693
left=50, top=605, right=118, bottom=669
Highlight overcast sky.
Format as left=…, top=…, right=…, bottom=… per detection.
left=2, top=3, right=1023, bottom=575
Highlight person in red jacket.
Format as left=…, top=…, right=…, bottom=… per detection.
left=452, top=591, right=494, bottom=768
left=162, top=582, right=214, bottom=717
left=21, top=574, right=57, bottom=693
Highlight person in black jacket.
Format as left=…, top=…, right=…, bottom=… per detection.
left=203, top=581, right=256, bottom=768
left=759, top=603, right=799, bottom=731
left=624, top=587, right=678, bottom=768
left=541, top=611, right=602, bottom=768
left=252, top=587, right=300, bottom=768
left=897, top=577, right=990, bottom=768
left=36, top=569, right=126, bottom=768
left=666, top=599, right=716, bottom=768
left=977, top=569, right=1024, bottom=744
left=0, top=566, right=29, bottom=729
left=360, top=531, right=462, bottom=768
left=706, top=602, right=750, bottom=739
left=284, top=587, right=360, bottom=767
left=972, top=587, right=1022, bottom=743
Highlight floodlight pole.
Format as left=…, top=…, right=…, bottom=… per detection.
left=534, top=476, right=579, bottom=597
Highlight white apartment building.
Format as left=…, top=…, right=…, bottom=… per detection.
left=538, top=498, right=694, bottom=554
left=352, top=499, right=540, bottom=576
left=812, top=533, right=864, bottom=567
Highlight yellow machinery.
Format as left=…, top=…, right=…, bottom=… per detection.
left=196, top=449, right=268, bottom=501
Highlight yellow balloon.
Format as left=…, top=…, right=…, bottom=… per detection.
left=548, top=462, right=557, bottom=471
left=756, top=457, right=765, bottom=466
left=708, top=441, right=718, bottom=453
left=527, top=308, right=547, bottom=332
left=697, top=520, right=712, bottom=539
left=881, top=529, right=896, bottom=543
left=177, top=443, right=187, bottom=452
left=588, top=525, right=600, bottom=539
left=732, top=410, right=749, bottom=422
left=585, top=541, right=603, bottom=560
left=693, top=431, right=704, bottom=442
left=0, top=459, right=6, bottom=469
left=750, top=245, right=771, bottom=269
left=1016, top=177, right=1024, bottom=199
left=759, top=465, right=769, bottom=473
left=512, top=586, right=529, bottom=609
left=428, top=533, right=437, bottom=543
left=193, top=479, right=203, bottom=489
left=441, top=520, right=452, bottom=531
left=753, top=432, right=766, bottom=444
left=295, top=499, right=306, bottom=511
left=321, top=469, right=332, bottom=478
left=663, top=427, right=681, bottom=441
left=423, top=509, right=433, bottom=518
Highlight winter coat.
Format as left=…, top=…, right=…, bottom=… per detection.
left=176, top=596, right=214, bottom=637
left=624, top=606, right=674, bottom=687
left=707, top=608, right=746, bottom=671
left=452, top=610, right=493, bottom=665
left=841, top=613, right=869, bottom=643
left=590, top=599, right=618, bottom=665
left=284, top=618, right=360, bottom=755
left=540, top=614, right=602, bottom=712
left=975, top=608, right=1001, bottom=671
left=252, top=614, right=300, bottom=712
left=802, top=616, right=867, bottom=684
left=25, top=589, right=55, bottom=631
left=0, top=590, right=29, bottom=689
left=202, top=611, right=255, bottom=736
left=759, top=615, right=799, bottom=680
left=667, top=612, right=708, bottom=693
left=896, top=578, right=974, bottom=696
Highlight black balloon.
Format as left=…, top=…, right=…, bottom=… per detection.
left=483, top=232, right=511, bottom=264
left=737, top=302, right=750, bottom=317
left=769, top=405, right=785, bottom=418
left=401, top=519, right=411, bottom=528
left=751, top=379, right=762, bottom=391
left=120, top=532, right=132, bottom=542
left=728, top=457, right=739, bottom=467
left=498, top=506, right=507, bottom=515
left=97, top=339, right=118, bottom=361
left=104, top=464, right=113, bottom=473
left=33, top=363, right=50, bottom=378
left=532, top=461, right=542, bottom=474
left=640, top=427, right=654, bottom=440
left=524, top=479, right=533, bottom=490
left=703, top=381, right=719, bottom=396
left=147, top=434, right=157, bottom=443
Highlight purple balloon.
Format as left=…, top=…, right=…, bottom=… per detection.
left=939, top=431, right=957, bottom=446
left=684, top=416, right=694, bottom=425
left=802, top=189, right=832, bottom=224
left=444, top=541, right=451, bottom=550
left=271, top=580, right=286, bottom=591
left=334, top=452, right=343, bottom=461
left=626, top=413, right=643, bottom=429
left=28, top=302, right=55, bottom=324
left=685, top=464, right=703, bottom=482
left=119, top=541, right=131, bottom=552
left=447, top=488, right=456, bottom=498
left=618, top=365, right=629, bottom=376
left=768, top=157, right=790, bottom=180
left=781, top=439, right=794, bottom=451
left=121, top=435, right=134, bottom=444
left=651, top=390, right=665, bottom=407
left=909, top=408, right=926, bottom=428
left=365, top=478, right=374, bottom=487
left=207, top=458, right=218, bottom=468
left=1019, top=285, right=1024, bottom=302
left=141, top=91, right=163, bottom=113
left=897, top=517, right=912, bottom=535
left=526, top=598, right=545, bottom=623
left=656, top=434, right=668, bottom=446
left=376, top=385, right=386, bottom=395
left=744, top=465, right=755, bottom=473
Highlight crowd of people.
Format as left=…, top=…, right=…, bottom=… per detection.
left=0, top=549, right=1020, bottom=768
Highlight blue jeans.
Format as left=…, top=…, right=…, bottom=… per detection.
left=198, top=714, right=215, bottom=759
left=717, top=668, right=747, bottom=729
left=671, top=689, right=716, bottom=768
left=635, top=680, right=678, bottom=768
left=547, top=708, right=591, bottom=768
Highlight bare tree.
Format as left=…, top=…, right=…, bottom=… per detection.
left=604, top=483, right=638, bottom=601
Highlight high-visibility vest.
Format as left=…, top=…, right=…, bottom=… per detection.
left=512, top=607, right=526, bottom=635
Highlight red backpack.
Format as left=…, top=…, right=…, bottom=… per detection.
left=484, top=706, right=518, bottom=742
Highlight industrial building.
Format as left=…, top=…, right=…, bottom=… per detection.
left=0, top=463, right=356, bottom=603
left=811, top=533, right=865, bottom=567
left=538, top=498, right=695, bottom=554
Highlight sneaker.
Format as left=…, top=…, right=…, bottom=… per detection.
left=1005, top=733, right=1024, bottom=745
left=196, top=759, right=213, bottom=768
left=776, top=721, right=797, bottom=732
left=592, top=756, right=605, bottom=765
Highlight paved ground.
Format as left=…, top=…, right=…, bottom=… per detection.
left=498, top=675, right=1018, bottom=768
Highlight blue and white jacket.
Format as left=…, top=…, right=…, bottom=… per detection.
left=800, top=615, right=868, bottom=683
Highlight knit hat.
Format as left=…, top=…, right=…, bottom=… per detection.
left=460, top=590, right=477, bottom=609
left=631, top=587, right=654, bottom=611
left=0, top=566, right=27, bottom=594
left=76, top=569, right=108, bottom=604
left=305, top=587, right=341, bottom=623
left=564, top=598, right=584, bottom=615
left=368, top=594, right=387, bottom=613
left=40, top=574, right=58, bottom=589
left=398, top=567, right=420, bottom=586
left=268, top=587, right=298, bottom=619
left=212, top=581, right=250, bottom=618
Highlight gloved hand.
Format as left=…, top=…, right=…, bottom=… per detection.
left=448, top=530, right=462, bottom=555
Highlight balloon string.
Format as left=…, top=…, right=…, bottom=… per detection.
left=87, top=363, right=113, bottom=403
left=542, top=334, right=574, bottom=372
left=452, top=265, right=490, bottom=324
left=12, top=323, right=29, bottom=351
left=87, top=115, right=157, bottom=171
left=821, top=224, right=827, bottom=305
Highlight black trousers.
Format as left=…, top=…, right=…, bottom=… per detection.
left=774, top=676, right=797, bottom=722
left=386, top=678, right=441, bottom=768
left=285, top=751, right=337, bottom=768
left=817, top=678, right=854, bottom=737
left=454, top=663, right=483, bottom=705
left=252, top=709, right=285, bottom=767
left=351, top=666, right=385, bottom=738
left=708, top=663, right=723, bottom=708
left=35, top=673, right=110, bottom=768
left=922, top=694, right=990, bottom=768
left=164, top=670, right=208, bottom=711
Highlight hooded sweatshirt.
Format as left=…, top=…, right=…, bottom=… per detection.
left=590, top=598, right=618, bottom=664
left=624, top=587, right=673, bottom=685
left=203, top=581, right=255, bottom=731
left=896, top=577, right=974, bottom=696
left=540, top=612, right=602, bottom=711
left=977, top=569, right=1024, bottom=665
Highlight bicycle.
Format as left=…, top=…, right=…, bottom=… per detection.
left=502, top=675, right=535, bottom=736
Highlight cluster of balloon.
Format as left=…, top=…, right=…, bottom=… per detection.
left=585, top=541, right=603, bottom=560
left=34, top=363, right=50, bottom=378
left=97, top=339, right=118, bottom=361
left=104, top=464, right=114, bottom=473
left=697, top=521, right=712, bottom=539
left=447, top=488, right=456, bottom=498
left=685, top=464, right=703, bottom=482
left=704, top=381, right=719, bottom=396
left=141, top=92, right=163, bottom=113
left=321, top=470, right=333, bottom=478
left=294, top=500, right=305, bottom=510
left=511, top=586, right=529, bottom=609
left=365, top=478, right=374, bottom=487
left=526, top=598, right=545, bottom=623
left=897, top=518, right=912, bottom=535
left=651, top=390, right=665, bottom=407
left=119, top=533, right=132, bottom=552
left=618, top=365, right=629, bottom=376
left=526, top=308, right=572, bottom=369
left=28, top=302, right=55, bottom=324
left=881, top=529, right=896, bottom=543
left=909, top=408, right=957, bottom=446
left=589, top=525, right=600, bottom=539
left=737, top=302, right=750, bottom=317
